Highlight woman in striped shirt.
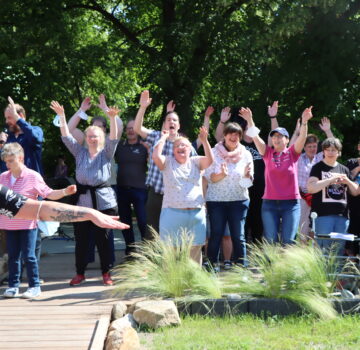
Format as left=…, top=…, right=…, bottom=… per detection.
left=0, top=143, right=76, bottom=299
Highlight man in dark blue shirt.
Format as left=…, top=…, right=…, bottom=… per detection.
left=1, top=97, right=43, bottom=175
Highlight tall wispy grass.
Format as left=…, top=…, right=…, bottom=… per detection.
left=221, top=242, right=338, bottom=319
left=112, top=230, right=222, bottom=301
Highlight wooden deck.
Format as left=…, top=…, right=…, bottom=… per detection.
left=0, top=246, right=124, bottom=350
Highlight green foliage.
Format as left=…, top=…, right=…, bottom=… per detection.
left=112, top=231, right=222, bottom=301
left=221, top=242, right=338, bottom=319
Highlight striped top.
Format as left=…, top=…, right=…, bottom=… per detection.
left=0, top=166, right=53, bottom=230
left=61, top=135, right=118, bottom=210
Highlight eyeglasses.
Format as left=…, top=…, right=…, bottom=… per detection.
left=174, top=143, right=190, bottom=148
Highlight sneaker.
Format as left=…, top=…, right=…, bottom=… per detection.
left=69, top=274, right=86, bottom=286
left=102, top=273, right=113, bottom=286
left=3, top=287, right=19, bottom=298
left=21, top=287, right=41, bottom=299
left=223, top=260, right=233, bottom=270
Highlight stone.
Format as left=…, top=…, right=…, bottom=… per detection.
left=112, top=302, right=128, bottom=320
left=133, top=300, right=181, bottom=329
left=105, top=326, right=140, bottom=350
left=109, top=314, right=138, bottom=331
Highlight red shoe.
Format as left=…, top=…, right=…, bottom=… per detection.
left=69, top=274, right=86, bottom=286
left=102, top=273, right=113, bottom=286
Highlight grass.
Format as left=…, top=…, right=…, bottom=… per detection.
left=112, top=230, right=222, bottom=301
left=221, top=242, right=339, bottom=319
left=147, top=314, right=360, bottom=350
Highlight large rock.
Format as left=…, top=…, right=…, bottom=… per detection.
left=109, top=314, right=138, bottom=331
left=112, top=302, right=128, bottom=320
left=105, top=327, right=140, bottom=350
left=133, top=300, right=181, bottom=329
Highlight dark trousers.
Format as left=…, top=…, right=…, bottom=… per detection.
left=117, top=186, right=147, bottom=254
left=73, top=207, right=117, bottom=275
left=245, top=185, right=264, bottom=244
left=145, top=187, right=163, bottom=240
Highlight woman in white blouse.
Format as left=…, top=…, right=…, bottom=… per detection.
left=205, top=122, right=253, bottom=268
left=152, top=127, right=213, bottom=264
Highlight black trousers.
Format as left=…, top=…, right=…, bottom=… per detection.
left=145, top=187, right=163, bottom=240
left=73, top=207, right=117, bottom=275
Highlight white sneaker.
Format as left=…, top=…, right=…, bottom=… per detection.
left=3, top=287, right=19, bottom=298
left=21, top=286, right=41, bottom=299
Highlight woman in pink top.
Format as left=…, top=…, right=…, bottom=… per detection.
left=239, top=106, right=313, bottom=244
left=0, top=143, right=76, bottom=299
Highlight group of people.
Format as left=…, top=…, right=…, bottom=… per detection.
left=0, top=90, right=359, bottom=299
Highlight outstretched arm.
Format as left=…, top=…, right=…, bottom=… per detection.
left=152, top=130, right=169, bottom=171
left=107, top=106, right=120, bottom=141
left=319, top=117, right=334, bottom=139
left=67, top=97, right=91, bottom=144
left=134, top=90, right=153, bottom=139
left=267, top=101, right=279, bottom=146
left=239, top=107, right=266, bottom=156
left=294, top=106, right=313, bottom=154
left=46, top=185, right=77, bottom=201
left=215, top=107, right=231, bottom=142
left=50, top=101, right=70, bottom=137
left=289, top=118, right=301, bottom=147
left=16, top=199, right=129, bottom=229
left=196, top=106, right=214, bottom=149
left=198, top=126, right=214, bottom=170
left=98, top=94, right=124, bottom=139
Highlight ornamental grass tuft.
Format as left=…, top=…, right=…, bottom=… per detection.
left=112, top=229, right=222, bottom=301
left=221, top=242, right=338, bottom=319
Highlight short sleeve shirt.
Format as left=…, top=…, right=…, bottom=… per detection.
left=0, top=185, right=27, bottom=218
left=262, top=144, right=301, bottom=200
left=310, top=161, right=351, bottom=217
left=161, top=156, right=204, bottom=208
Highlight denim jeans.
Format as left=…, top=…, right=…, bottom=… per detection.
left=6, top=229, right=40, bottom=288
left=315, top=215, right=349, bottom=254
left=207, top=200, right=249, bottom=265
left=117, top=186, right=148, bottom=254
left=261, top=199, right=301, bottom=244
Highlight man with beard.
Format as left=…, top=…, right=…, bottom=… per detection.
left=1, top=97, right=43, bottom=175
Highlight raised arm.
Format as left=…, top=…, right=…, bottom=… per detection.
left=319, top=117, right=334, bottom=139
left=196, top=106, right=214, bottom=149
left=134, top=90, right=153, bottom=139
left=46, top=185, right=77, bottom=201
left=107, top=106, right=120, bottom=140
left=215, top=107, right=231, bottom=142
left=16, top=199, right=130, bottom=229
left=98, top=94, right=123, bottom=139
left=294, top=106, right=313, bottom=154
left=239, top=107, right=266, bottom=156
left=50, top=101, right=70, bottom=137
left=289, top=118, right=301, bottom=147
left=152, top=130, right=169, bottom=171
left=267, top=101, right=279, bottom=146
left=198, top=126, right=214, bottom=170
left=67, top=97, right=91, bottom=144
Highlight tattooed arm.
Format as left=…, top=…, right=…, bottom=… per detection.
left=15, top=199, right=129, bottom=229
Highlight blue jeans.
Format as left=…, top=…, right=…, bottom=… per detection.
left=207, top=200, right=249, bottom=265
left=261, top=199, right=300, bottom=244
left=315, top=215, right=349, bottom=254
left=6, top=229, right=40, bottom=288
left=117, top=186, right=147, bottom=254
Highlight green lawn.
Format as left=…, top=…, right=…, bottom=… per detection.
left=146, top=315, right=360, bottom=350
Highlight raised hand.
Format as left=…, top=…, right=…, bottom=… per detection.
left=268, top=101, right=278, bottom=117
left=166, top=100, right=176, bottom=112
left=198, top=126, right=208, bottom=143
left=160, top=129, right=169, bottom=139
left=140, top=90, right=152, bottom=108
left=319, top=117, right=331, bottom=132
left=205, top=106, right=214, bottom=118
left=301, top=106, right=313, bottom=123
left=107, top=106, right=120, bottom=118
left=98, top=94, right=109, bottom=112
left=65, top=185, right=77, bottom=195
left=220, top=107, right=231, bottom=123
left=220, top=162, right=228, bottom=177
left=239, top=107, right=253, bottom=122
left=7, top=96, right=19, bottom=118
left=80, top=97, right=91, bottom=112
left=50, top=101, right=65, bottom=117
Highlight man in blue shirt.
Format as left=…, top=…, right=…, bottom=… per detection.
left=1, top=97, right=43, bottom=174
